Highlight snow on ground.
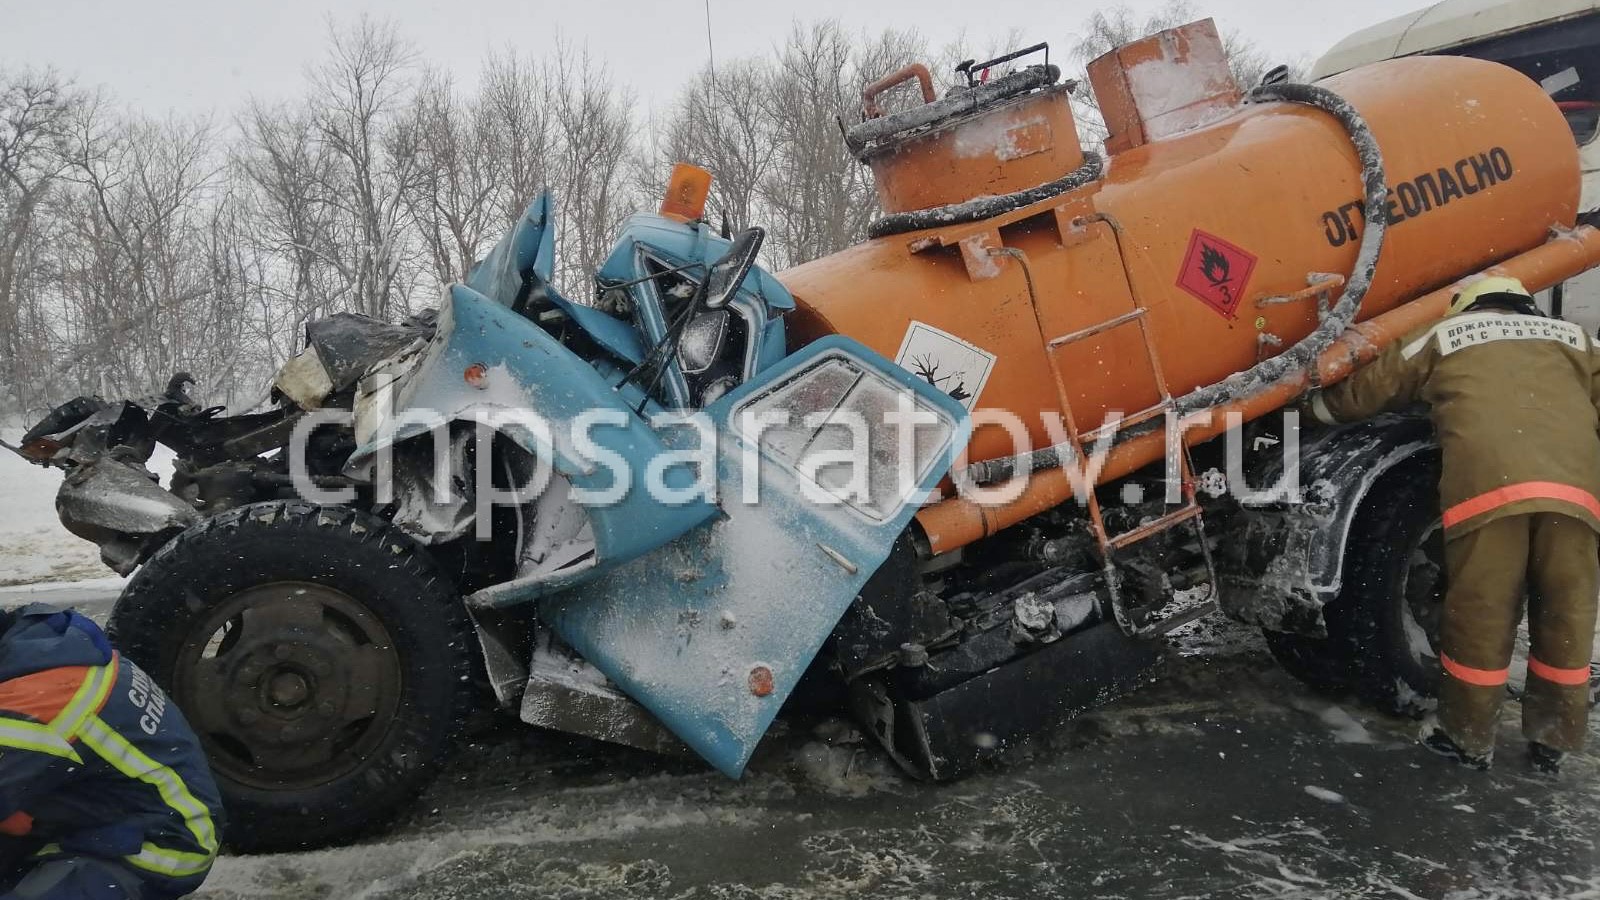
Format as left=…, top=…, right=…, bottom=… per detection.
left=5, top=569, right=1598, bottom=898
left=0, top=431, right=105, bottom=585
left=188, top=644, right=1600, bottom=900
left=0, top=428, right=172, bottom=587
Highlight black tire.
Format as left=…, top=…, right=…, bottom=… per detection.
left=1263, top=460, right=1444, bottom=715
left=1262, top=626, right=1359, bottom=695
left=108, top=501, right=477, bottom=853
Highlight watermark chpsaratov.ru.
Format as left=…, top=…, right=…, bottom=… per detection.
left=287, top=396, right=1305, bottom=540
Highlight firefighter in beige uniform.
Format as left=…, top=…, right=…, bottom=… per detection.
left=1307, top=277, right=1600, bottom=772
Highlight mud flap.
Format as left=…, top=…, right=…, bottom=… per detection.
left=857, top=622, right=1163, bottom=781
left=540, top=338, right=968, bottom=777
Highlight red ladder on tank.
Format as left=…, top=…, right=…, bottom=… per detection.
left=1022, top=230, right=1221, bottom=638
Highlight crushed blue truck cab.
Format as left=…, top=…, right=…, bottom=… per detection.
left=349, top=194, right=967, bottom=773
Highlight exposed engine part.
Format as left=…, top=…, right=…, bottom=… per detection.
left=388, top=430, right=478, bottom=545
left=303, top=311, right=436, bottom=394
left=56, top=451, right=199, bottom=575
left=829, top=535, right=961, bottom=680
left=1011, top=593, right=1056, bottom=637
left=274, top=346, right=335, bottom=410
left=853, top=620, right=1161, bottom=780
left=15, top=307, right=437, bottom=580
left=899, top=568, right=1108, bottom=701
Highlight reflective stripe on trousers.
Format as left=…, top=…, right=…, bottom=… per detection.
left=1441, top=653, right=1508, bottom=687
left=1528, top=657, right=1592, bottom=686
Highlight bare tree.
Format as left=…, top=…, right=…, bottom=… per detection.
left=401, top=70, right=499, bottom=288
left=761, top=22, right=926, bottom=268
left=544, top=43, right=637, bottom=299
left=478, top=51, right=553, bottom=231
left=307, top=15, right=422, bottom=320
left=236, top=99, right=342, bottom=357
left=52, top=102, right=225, bottom=398
left=0, top=69, right=74, bottom=414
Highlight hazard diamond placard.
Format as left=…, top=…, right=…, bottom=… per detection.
left=1176, top=229, right=1257, bottom=319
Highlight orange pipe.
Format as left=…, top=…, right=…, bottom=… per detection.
left=862, top=64, right=937, bottom=118
left=915, top=226, right=1600, bottom=554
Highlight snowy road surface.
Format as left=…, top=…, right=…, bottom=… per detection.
left=5, top=585, right=1598, bottom=900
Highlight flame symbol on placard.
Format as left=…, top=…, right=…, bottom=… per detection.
left=1199, top=243, right=1232, bottom=288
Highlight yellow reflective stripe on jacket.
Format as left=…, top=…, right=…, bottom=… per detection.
left=49, top=657, right=118, bottom=740
left=77, top=715, right=218, bottom=875
left=0, top=659, right=115, bottom=763
left=127, top=842, right=216, bottom=878
left=31, top=840, right=208, bottom=879
left=0, top=717, right=81, bottom=763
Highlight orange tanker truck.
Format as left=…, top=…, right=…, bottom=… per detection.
left=16, top=18, right=1600, bottom=848
left=777, top=20, right=1600, bottom=770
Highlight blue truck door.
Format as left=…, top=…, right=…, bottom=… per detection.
left=541, top=336, right=970, bottom=776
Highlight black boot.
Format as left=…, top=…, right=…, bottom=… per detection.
left=1420, top=722, right=1492, bottom=771
left=1528, top=742, right=1564, bottom=775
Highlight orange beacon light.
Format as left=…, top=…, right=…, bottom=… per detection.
left=660, top=162, right=713, bottom=222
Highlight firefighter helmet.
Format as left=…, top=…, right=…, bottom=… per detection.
left=1447, top=276, right=1533, bottom=316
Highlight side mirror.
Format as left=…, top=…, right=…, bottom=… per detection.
left=699, top=227, right=765, bottom=311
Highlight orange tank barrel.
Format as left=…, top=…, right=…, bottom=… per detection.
left=782, top=44, right=1581, bottom=485
left=913, top=226, right=1600, bottom=554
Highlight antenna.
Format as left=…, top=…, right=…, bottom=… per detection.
left=703, top=0, right=717, bottom=97
left=702, top=0, right=721, bottom=219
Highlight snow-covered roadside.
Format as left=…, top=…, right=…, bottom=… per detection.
left=0, top=427, right=174, bottom=587
left=0, top=431, right=105, bottom=585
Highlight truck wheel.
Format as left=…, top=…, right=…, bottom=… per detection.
left=1264, top=463, right=1444, bottom=715
left=108, top=501, right=476, bottom=852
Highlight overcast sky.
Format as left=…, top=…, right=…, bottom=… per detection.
left=2, top=0, right=1410, bottom=118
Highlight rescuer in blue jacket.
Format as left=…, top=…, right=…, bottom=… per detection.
left=0, top=604, right=222, bottom=899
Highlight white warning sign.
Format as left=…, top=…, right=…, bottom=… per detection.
left=893, top=321, right=996, bottom=411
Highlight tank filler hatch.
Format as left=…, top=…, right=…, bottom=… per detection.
left=844, top=45, right=1085, bottom=215
left=1087, top=18, right=1243, bottom=155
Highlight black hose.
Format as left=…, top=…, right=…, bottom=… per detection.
left=868, top=152, right=1105, bottom=240
left=960, top=82, right=1389, bottom=486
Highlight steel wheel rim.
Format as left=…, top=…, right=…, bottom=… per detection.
left=173, top=582, right=403, bottom=790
